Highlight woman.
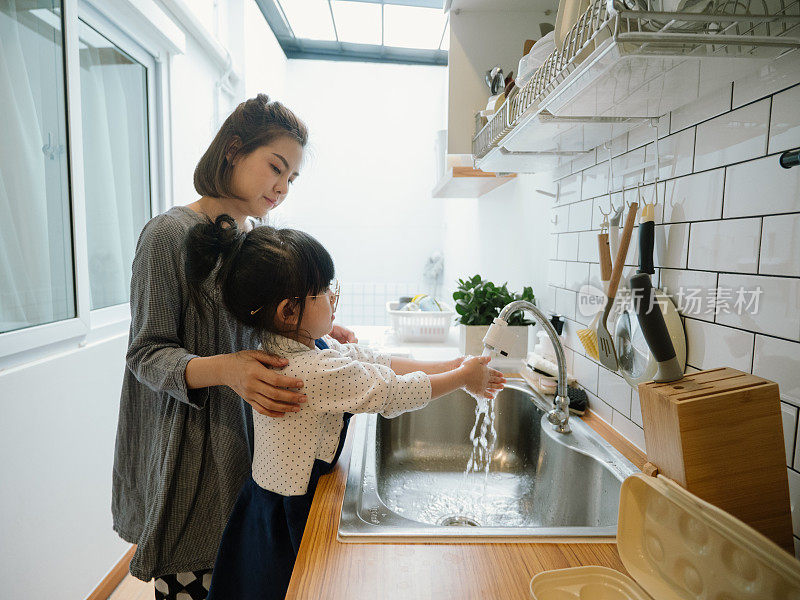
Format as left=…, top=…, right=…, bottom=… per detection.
left=112, top=94, right=355, bottom=600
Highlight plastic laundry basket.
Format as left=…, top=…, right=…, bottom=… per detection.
left=386, top=301, right=454, bottom=343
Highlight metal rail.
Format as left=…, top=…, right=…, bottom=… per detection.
left=472, top=0, right=800, bottom=160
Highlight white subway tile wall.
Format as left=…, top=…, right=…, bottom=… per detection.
left=753, top=335, right=800, bottom=406
left=687, top=218, right=761, bottom=273
left=544, top=78, right=800, bottom=553
left=694, top=99, right=770, bottom=171
left=782, top=403, right=799, bottom=467
left=760, top=214, right=800, bottom=277
left=662, top=169, right=724, bottom=223
left=645, top=128, right=695, bottom=181
left=716, top=273, right=800, bottom=340
left=337, top=282, right=418, bottom=327
left=770, top=84, right=800, bottom=154
left=670, top=85, right=732, bottom=133
left=724, top=155, right=800, bottom=218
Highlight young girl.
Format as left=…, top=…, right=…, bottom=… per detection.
left=112, top=94, right=358, bottom=600
left=183, top=215, right=505, bottom=600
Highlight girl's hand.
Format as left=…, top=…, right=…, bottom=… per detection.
left=447, top=356, right=466, bottom=372
left=223, top=350, right=307, bottom=418
left=458, top=356, right=506, bottom=400
left=330, top=324, right=358, bottom=344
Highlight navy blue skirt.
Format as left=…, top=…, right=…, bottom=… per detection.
left=207, top=340, right=351, bottom=600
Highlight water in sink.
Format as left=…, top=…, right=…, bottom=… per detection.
left=382, top=470, right=537, bottom=527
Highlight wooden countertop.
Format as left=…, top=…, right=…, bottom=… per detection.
left=287, top=410, right=646, bottom=599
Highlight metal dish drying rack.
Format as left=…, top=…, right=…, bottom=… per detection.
left=472, top=0, right=800, bottom=164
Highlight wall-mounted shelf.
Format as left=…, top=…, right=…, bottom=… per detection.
left=475, top=146, right=579, bottom=174
left=503, top=112, right=645, bottom=154
left=471, top=0, right=800, bottom=170
left=432, top=166, right=517, bottom=198
left=475, top=109, right=648, bottom=172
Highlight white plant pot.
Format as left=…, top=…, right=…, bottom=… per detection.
left=458, top=324, right=528, bottom=358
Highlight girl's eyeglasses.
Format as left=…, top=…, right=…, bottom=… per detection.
left=250, top=279, right=340, bottom=316
left=302, top=279, right=340, bottom=312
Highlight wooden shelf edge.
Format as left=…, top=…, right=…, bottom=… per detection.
left=432, top=166, right=517, bottom=198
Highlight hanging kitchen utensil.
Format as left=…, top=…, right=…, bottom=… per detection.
left=484, top=66, right=504, bottom=95
left=615, top=202, right=686, bottom=386
left=577, top=218, right=613, bottom=360
left=608, top=204, right=623, bottom=262
left=597, top=202, right=638, bottom=371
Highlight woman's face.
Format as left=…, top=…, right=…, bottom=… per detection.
left=228, top=136, right=304, bottom=218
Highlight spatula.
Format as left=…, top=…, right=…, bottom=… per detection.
left=597, top=202, right=638, bottom=371
left=577, top=229, right=612, bottom=360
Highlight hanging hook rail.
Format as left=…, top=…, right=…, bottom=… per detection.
left=648, top=117, right=661, bottom=207
left=605, top=142, right=617, bottom=214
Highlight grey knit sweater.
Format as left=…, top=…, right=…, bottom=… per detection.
left=112, top=206, right=259, bottom=580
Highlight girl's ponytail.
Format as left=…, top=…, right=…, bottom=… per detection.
left=184, top=214, right=245, bottom=322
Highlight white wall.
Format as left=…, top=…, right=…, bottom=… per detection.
left=440, top=173, right=552, bottom=315
left=272, top=59, right=448, bottom=323
left=0, top=335, right=129, bottom=600
left=170, top=32, right=229, bottom=202
left=243, top=0, right=287, bottom=100
left=0, top=1, right=289, bottom=598
left=483, top=53, right=800, bottom=556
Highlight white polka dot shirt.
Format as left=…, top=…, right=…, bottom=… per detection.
left=252, top=335, right=432, bottom=496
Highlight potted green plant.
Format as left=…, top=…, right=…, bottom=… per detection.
left=453, top=274, right=536, bottom=357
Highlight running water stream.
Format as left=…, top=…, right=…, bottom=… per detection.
left=465, top=395, right=497, bottom=482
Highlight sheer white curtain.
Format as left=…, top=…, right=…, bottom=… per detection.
left=79, top=22, right=149, bottom=309
left=0, top=2, right=57, bottom=331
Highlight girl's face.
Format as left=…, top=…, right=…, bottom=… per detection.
left=300, top=280, right=339, bottom=343
left=279, top=280, right=339, bottom=346
left=228, top=136, right=303, bottom=218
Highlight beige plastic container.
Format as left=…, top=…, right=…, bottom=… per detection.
left=530, top=473, right=800, bottom=600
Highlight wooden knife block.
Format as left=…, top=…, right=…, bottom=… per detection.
left=639, top=367, right=794, bottom=552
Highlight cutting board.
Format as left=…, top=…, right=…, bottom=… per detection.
left=638, top=367, right=794, bottom=552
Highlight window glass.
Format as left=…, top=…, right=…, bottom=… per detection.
left=79, top=19, right=151, bottom=309
left=0, top=1, right=75, bottom=334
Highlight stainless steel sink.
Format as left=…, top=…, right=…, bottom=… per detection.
left=338, top=380, right=637, bottom=541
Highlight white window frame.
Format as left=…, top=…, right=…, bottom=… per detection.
left=78, top=4, right=160, bottom=331
left=0, top=0, right=184, bottom=363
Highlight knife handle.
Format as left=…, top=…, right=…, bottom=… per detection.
left=599, top=233, right=612, bottom=283
left=638, top=219, right=655, bottom=275
left=630, top=273, right=683, bottom=382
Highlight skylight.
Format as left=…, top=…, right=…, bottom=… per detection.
left=331, top=1, right=381, bottom=46
left=256, top=0, right=448, bottom=66
left=278, top=0, right=337, bottom=41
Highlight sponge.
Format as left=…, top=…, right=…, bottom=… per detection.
left=566, top=386, right=588, bottom=416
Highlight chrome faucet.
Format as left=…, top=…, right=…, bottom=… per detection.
left=482, top=300, right=571, bottom=434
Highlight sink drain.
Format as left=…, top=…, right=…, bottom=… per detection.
left=438, top=515, right=481, bottom=527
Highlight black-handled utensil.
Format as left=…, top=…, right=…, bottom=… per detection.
left=630, top=272, right=683, bottom=382
left=638, top=217, right=655, bottom=275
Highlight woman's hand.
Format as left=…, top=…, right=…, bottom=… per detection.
left=222, top=350, right=307, bottom=418
left=458, top=355, right=506, bottom=400
left=330, top=324, right=357, bottom=344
